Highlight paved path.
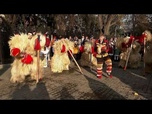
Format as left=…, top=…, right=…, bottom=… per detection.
left=0, top=61, right=152, bottom=100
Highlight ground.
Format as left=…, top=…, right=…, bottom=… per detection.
left=0, top=61, right=152, bottom=100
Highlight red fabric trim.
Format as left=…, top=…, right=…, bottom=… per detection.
left=61, top=45, right=66, bottom=53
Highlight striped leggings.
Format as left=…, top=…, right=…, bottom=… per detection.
left=96, top=55, right=112, bottom=77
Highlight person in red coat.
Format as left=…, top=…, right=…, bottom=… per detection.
left=45, top=33, right=51, bottom=61
left=92, top=34, right=112, bottom=79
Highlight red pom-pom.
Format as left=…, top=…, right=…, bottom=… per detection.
left=21, top=54, right=33, bottom=64
left=11, top=48, right=20, bottom=56
left=61, top=45, right=66, bottom=53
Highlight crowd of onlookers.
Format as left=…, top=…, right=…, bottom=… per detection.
left=39, top=32, right=121, bottom=68
left=14, top=30, right=121, bottom=68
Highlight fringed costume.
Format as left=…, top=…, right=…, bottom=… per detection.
left=143, top=30, right=152, bottom=74
left=79, top=41, right=97, bottom=67
left=50, top=38, right=74, bottom=73
left=8, top=33, right=46, bottom=83
left=116, top=35, right=142, bottom=69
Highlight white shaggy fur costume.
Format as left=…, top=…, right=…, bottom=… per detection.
left=8, top=33, right=46, bottom=83
left=79, top=41, right=97, bottom=67
left=143, top=30, right=152, bottom=74
left=50, top=38, right=74, bottom=73
left=116, top=36, right=141, bottom=69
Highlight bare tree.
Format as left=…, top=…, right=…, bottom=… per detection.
left=98, top=14, right=124, bottom=37
left=123, top=14, right=152, bottom=35
left=54, top=14, right=67, bottom=35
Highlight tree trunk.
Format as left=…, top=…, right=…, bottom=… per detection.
left=98, top=14, right=104, bottom=34
left=132, top=14, right=135, bottom=34
left=104, top=22, right=110, bottom=36
left=54, top=15, right=66, bottom=35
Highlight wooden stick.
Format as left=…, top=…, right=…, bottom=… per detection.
left=62, top=39, right=84, bottom=75
left=143, top=37, right=146, bottom=76
left=36, top=50, right=40, bottom=83
left=124, top=38, right=134, bottom=70
left=36, top=34, right=41, bottom=84
left=89, top=53, right=93, bottom=71
left=68, top=50, right=84, bottom=75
